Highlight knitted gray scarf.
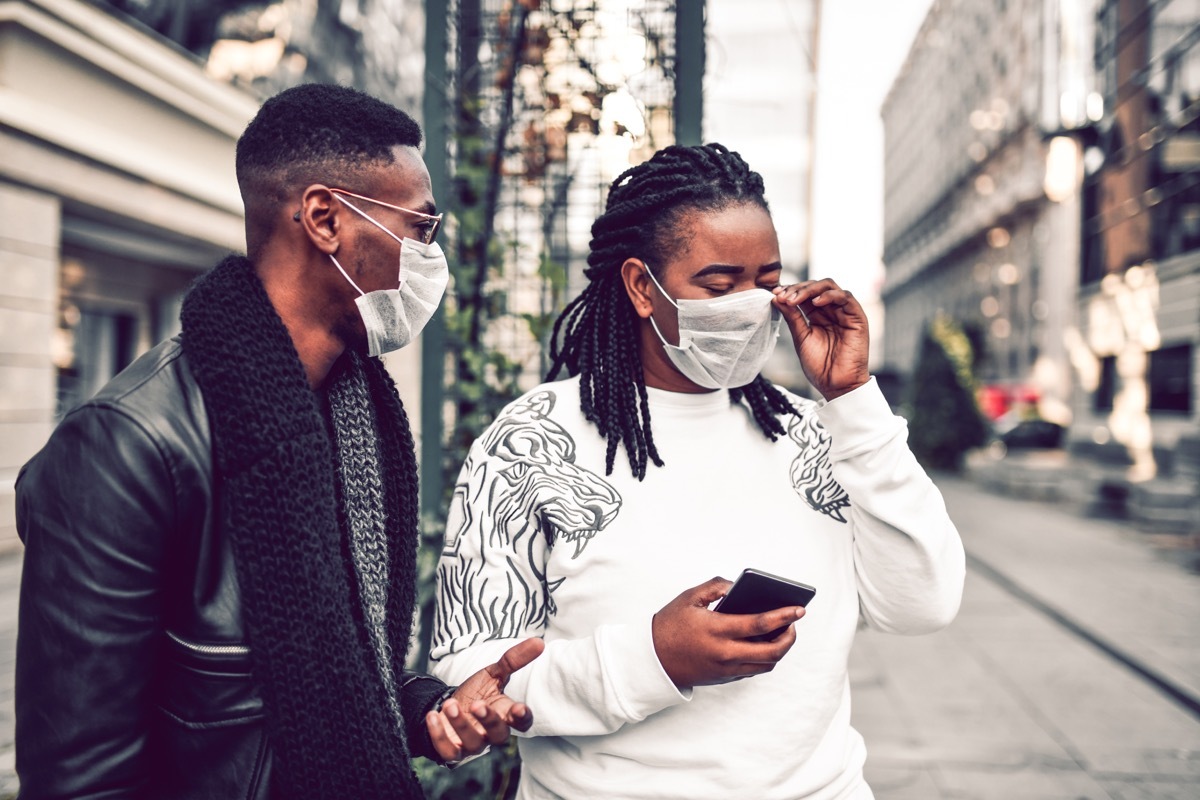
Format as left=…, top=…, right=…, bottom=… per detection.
left=327, top=358, right=405, bottom=724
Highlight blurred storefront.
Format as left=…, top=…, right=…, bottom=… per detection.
left=1071, top=0, right=1200, bottom=479
left=0, top=0, right=260, bottom=550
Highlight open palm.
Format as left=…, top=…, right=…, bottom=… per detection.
left=424, top=637, right=544, bottom=763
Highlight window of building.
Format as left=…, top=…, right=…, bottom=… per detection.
left=1081, top=176, right=1105, bottom=284
left=1158, top=186, right=1200, bottom=258
left=1094, top=354, right=1117, bottom=412
left=56, top=307, right=139, bottom=418
left=1148, top=343, right=1193, bottom=413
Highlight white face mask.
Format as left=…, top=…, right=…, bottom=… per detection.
left=644, top=264, right=781, bottom=390
left=329, top=195, right=450, bottom=356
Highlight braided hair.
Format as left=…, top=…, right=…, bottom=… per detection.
left=547, top=143, right=801, bottom=480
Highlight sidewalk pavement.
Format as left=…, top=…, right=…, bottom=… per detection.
left=850, top=474, right=1200, bottom=800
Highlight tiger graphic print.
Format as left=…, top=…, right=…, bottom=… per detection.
left=433, top=390, right=623, bottom=654
left=786, top=410, right=850, bottom=523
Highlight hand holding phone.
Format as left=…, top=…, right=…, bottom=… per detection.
left=651, top=573, right=813, bottom=688
left=713, top=569, right=817, bottom=642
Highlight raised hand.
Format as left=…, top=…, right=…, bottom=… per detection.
left=425, top=637, right=545, bottom=764
left=652, top=577, right=805, bottom=688
left=772, top=279, right=870, bottom=401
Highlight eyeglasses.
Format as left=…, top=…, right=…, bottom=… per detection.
left=329, top=188, right=443, bottom=245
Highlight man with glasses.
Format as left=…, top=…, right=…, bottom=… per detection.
left=14, top=83, right=541, bottom=799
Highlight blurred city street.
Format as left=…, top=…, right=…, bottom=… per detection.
left=0, top=474, right=1196, bottom=799
left=851, top=475, right=1200, bottom=800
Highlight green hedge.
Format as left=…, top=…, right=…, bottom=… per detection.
left=903, top=315, right=990, bottom=471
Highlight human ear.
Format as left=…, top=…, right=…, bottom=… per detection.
left=295, top=185, right=341, bottom=255
left=620, top=258, right=655, bottom=319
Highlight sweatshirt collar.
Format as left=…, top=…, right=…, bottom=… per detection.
left=644, top=384, right=732, bottom=413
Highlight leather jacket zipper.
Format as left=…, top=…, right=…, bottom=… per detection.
left=167, top=630, right=251, bottom=656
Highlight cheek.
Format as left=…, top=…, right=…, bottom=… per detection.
left=647, top=297, right=681, bottom=343
left=359, top=249, right=401, bottom=288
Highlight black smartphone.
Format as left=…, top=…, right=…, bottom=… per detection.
left=713, top=568, right=817, bottom=642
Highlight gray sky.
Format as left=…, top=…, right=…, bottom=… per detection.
left=810, top=0, right=934, bottom=301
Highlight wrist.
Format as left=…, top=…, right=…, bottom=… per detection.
left=426, top=684, right=458, bottom=765
left=819, top=379, right=869, bottom=402
left=432, top=684, right=459, bottom=713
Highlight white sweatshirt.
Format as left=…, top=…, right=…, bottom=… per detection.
left=429, top=376, right=964, bottom=800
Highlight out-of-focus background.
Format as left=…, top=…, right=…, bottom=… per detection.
left=1, top=0, right=1198, bottom=797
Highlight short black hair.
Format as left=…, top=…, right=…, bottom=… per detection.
left=547, top=143, right=800, bottom=480
left=237, top=83, right=422, bottom=187
left=236, top=84, right=423, bottom=255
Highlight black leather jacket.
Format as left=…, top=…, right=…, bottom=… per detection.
left=15, top=338, right=446, bottom=799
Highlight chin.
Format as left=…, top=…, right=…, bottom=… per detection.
left=333, top=318, right=368, bottom=351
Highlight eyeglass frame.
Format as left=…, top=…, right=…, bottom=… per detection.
left=329, top=187, right=443, bottom=245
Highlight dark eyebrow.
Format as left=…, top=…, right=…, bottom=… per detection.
left=414, top=201, right=438, bottom=217
left=692, top=262, right=783, bottom=278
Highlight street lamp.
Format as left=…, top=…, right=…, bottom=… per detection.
left=1044, top=135, right=1081, bottom=203
left=1043, top=122, right=1105, bottom=204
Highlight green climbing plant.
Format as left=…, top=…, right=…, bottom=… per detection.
left=411, top=3, right=622, bottom=794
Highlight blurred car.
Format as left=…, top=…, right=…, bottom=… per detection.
left=995, top=419, right=1065, bottom=450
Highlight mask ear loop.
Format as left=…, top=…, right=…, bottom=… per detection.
left=292, top=199, right=366, bottom=294
left=334, top=194, right=406, bottom=245
left=329, top=253, right=366, bottom=296
left=641, top=261, right=680, bottom=309
left=641, top=261, right=683, bottom=348
left=333, top=193, right=408, bottom=287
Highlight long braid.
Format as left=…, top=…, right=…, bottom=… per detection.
left=547, top=143, right=801, bottom=479
left=730, top=377, right=798, bottom=440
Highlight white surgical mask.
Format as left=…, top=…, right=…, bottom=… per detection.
left=644, top=264, right=781, bottom=390
left=330, top=195, right=450, bottom=356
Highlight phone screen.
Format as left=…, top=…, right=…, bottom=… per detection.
left=713, top=569, right=817, bottom=641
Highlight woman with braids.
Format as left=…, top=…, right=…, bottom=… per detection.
left=430, top=143, right=964, bottom=799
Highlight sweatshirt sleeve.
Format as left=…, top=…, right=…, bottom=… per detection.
left=815, top=378, right=966, bottom=634
left=428, top=417, right=689, bottom=738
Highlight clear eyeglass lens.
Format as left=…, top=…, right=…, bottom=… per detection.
left=423, top=219, right=441, bottom=244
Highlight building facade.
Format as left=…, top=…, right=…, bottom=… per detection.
left=883, top=0, right=1200, bottom=482
left=0, top=0, right=261, bottom=550
left=0, top=0, right=440, bottom=549
left=1072, top=0, right=1200, bottom=477
left=881, top=0, right=1097, bottom=429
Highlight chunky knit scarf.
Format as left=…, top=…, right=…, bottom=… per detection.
left=180, top=256, right=423, bottom=798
